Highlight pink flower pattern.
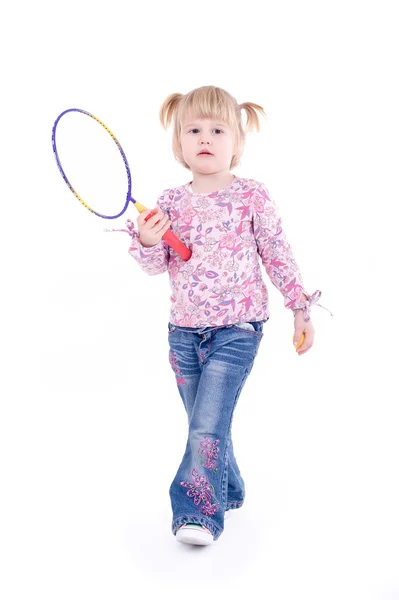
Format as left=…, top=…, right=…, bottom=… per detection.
left=198, top=436, right=220, bottom=472
left=169, top=351, right=186, bottom=385
left=124, top=177, right=332, bottom=326
left=180, top=468, right=219, bottom=517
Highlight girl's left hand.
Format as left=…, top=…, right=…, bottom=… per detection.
left=293, top=311, right=315, bottom=355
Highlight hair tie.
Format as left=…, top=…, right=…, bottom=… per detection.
left=239, top=104, right=243, bottom=109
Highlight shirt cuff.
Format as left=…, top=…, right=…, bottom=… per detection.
left=103, top=218, right=139, bottom=237
left=291, top=290, right=333, bottom=322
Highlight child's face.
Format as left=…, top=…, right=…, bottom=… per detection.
left=180, top=117, right=235, bottom=175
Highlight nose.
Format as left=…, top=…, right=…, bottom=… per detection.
left=199, top=133, right=211, bottom=144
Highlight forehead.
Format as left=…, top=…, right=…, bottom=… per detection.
left=182, top=117, right=230, bottom=128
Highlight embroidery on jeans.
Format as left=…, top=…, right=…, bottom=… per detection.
left=180, top=468, right=219, bottom=517
left=169, top=350, right=186, bottom=385
left=198, top=436, right=220, bottom=472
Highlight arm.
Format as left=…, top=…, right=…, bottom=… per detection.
left=126, top=193, right=171, bottom=276
left=251, top=183, right=323, bottom=322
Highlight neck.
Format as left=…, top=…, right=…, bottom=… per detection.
left=190, top=171, right=235, bottom=194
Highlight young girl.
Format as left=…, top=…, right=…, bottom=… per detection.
left=123, top=86, right=331, bottom=546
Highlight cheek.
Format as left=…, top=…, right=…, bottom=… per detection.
left=181, top=138, right=195, bottom=155
left=180, top=141, right=189, bottom=159
left=221, top=139, right=235, bottom=156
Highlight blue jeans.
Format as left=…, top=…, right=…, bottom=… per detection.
left=167, top=319, right=267, bottom=541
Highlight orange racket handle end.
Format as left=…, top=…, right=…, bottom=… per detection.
left=162, top=230, right=192, bottom=261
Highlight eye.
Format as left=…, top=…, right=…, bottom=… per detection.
left=189, top=128, right=200, bottom=134
left=213, top=128, right=223, bottom=134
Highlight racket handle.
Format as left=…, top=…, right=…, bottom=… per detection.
left=162, top=230, right=192, bottom=261
left=141, top=207, right=192, bottom=261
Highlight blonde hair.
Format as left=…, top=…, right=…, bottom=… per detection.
left=159, top=85, right=266, bottom=170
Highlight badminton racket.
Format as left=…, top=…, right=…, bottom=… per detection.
left=52, top=108, right=191, bottom=261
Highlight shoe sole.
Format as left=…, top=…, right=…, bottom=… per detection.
left=176, top=526, right=213, bottom=546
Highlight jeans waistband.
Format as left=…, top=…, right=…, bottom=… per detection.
left=168, top=320, right=267, bottom=335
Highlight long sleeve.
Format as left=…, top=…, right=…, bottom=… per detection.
left=251, top=183, right=331, bottom=321
left=124, top=194, right=170, bottom=276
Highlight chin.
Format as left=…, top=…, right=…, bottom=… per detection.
left=190, top=163, right=216, bottom=174
left=196, top=160, right=224, bottom=172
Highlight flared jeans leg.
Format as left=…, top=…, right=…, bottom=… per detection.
left=167, top=321, right=264, bottom=541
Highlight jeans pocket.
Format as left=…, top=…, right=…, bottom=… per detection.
left=168, top=323, right=178, bottom=335
left=234, top=321, right=265, bottom=334
left=234, top=322, right=255, bottom=331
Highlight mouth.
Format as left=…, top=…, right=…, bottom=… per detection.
left=197, top=151, right=214, bottom=156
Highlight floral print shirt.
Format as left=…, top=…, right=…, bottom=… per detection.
left=122, top=176, right=331, bottom=327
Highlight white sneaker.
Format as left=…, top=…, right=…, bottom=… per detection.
left=176, top=523, right=214, bottom=546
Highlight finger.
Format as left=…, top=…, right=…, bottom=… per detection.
left=154, top=218, right=171, bottom=236
left=297, top=342, right=313, bottom=355
left=139, top=208, right=162, bottom=225
left=145, top=211, right=166, bottom=229
left=151, top=212, right=167, bottom=227
left=137, top=209, right=153, bottom=225
left=296, top=333, right=307, bottom=353
left=293, top=331, right=305, bottom=348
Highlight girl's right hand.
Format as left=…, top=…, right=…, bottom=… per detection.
left=137, top=208, right=172, bottom=248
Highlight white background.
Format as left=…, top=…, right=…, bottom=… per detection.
left=1, top=1, right=398, bottom=599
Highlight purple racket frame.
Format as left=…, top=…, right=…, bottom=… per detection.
left=52, top=107, right=136, bottom=219
left=52, top=107, right=192, bottom=261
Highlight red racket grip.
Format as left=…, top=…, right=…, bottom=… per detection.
left=144, top=210, right=192, bottom=261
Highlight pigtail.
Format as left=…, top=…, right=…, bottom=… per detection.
left=240, top=102, right=267, bottom=132
left=159, top=93, right=184, bottom=129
